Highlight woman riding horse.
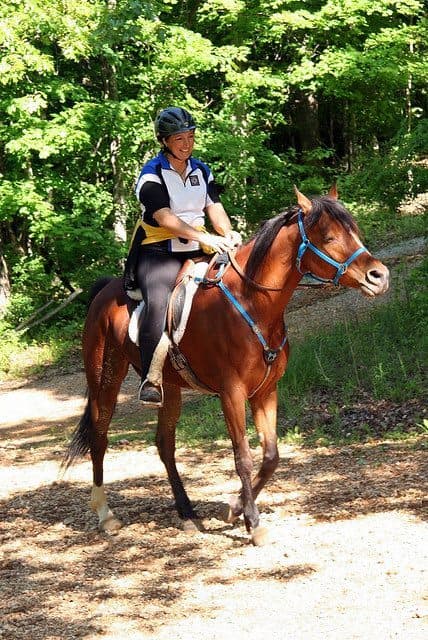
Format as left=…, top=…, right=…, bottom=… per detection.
left=124, top=106, right=241, bottom=406
left=65, top=186, right=389, bottom=545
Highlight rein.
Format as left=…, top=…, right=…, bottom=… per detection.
left=195, top=207, right=368, bottom=371
left=227, top=250, right=283, bottom=292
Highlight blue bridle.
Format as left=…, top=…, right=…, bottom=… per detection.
left=196, top=209, right=369, bottom=364
left=296, top=210, right=369, bottom=286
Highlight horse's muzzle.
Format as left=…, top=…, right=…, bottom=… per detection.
left=360, top=264, right=390, bottom=297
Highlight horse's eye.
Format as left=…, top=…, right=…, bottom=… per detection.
left=325, top=236, right=336, bottom=243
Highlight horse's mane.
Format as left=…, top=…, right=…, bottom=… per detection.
left=245, top=196, right=359, bottom=281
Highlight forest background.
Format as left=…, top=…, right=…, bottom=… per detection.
left=0, top=0, right=426, bottom=349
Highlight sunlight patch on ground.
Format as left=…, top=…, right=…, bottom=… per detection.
left=0, top=449, right=167, bottom=499
left=0, top=387, right=85, bottom=428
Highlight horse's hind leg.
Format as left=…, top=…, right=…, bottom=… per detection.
left=156, top=383, right=198, bottom=530
left=87, top=344, right=129, bottom=533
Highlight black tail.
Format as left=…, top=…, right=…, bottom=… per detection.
left=63, top=276, right=113, bottom=470
left=87, top=276, right=114, bottom=308
left=62, top=396, right=93, bottom=470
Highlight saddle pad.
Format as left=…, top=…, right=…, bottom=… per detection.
left=127, top=261, right=209, bottom=347
left=128, top=299, right=145, bottom=346
left=172, top=261, right=209, bottom=344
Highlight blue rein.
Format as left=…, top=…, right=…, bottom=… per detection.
left=217, top=280, right=288, bottom=364
left=196, top=209, right=369, bottom=364
left=296, top=210, right=369, bottom=285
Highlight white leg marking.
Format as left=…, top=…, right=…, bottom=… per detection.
left=90, top=485, right=122, bottom=533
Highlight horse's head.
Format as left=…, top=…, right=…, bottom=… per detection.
left=294, top=186, right=390, bottom=297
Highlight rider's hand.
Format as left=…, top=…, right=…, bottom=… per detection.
left=225, top=230, right=242, bottom=248
left=200, top=233, right=233, bottom=254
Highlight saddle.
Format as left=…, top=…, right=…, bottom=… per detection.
left=128, top=258, right=220, bottom=394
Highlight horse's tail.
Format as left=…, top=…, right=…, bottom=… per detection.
left=87, top=276, right=115, bottom=308
left=62, top=394, right=93, bottom=470
left=62, top=275, right=117, bottom=471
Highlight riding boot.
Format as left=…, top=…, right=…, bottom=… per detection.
left=138, top=332, right=170, bottom=407
left=138, top=379, right=164, bottom=406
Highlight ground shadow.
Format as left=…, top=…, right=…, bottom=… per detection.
left=0, top=473, right=315, bottom=639
left=272, top=439, right=427, bottom=523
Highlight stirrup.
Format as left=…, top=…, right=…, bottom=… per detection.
left=138, top=379, right=164, bottom=407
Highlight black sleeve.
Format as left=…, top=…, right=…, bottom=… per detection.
left=139, top=181, right=170, bottom=221
left=207, top=180, right=221, bottom=204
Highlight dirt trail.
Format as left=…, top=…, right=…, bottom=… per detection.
left=0, top=238, right=426, bottom=640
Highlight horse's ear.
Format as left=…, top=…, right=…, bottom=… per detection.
left=293, top=185, right=312, bottom=215
left=328, top=183, right=339, bottom=200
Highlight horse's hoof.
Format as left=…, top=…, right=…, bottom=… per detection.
left=219, top=503, right=239, bottom=524
left=251, top=526, right=269, bottom=546
left=100, top=516, right=123, bottom=535
left=182, top=519, right=200, bottom=533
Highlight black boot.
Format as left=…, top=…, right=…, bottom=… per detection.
left=138, top=379, right=163, bottom=407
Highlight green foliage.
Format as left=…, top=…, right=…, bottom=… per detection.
left=0, top=0, right=426, bottom=328
left=340, top=120, right=428, bottom=213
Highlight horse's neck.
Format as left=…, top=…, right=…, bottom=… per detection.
left=234, top=224, right=302, bottom=325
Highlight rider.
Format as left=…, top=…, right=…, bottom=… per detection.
left=124, top=106, right=241, bottom=407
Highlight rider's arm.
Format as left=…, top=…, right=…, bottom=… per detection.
left=205, top=202, right=232, bottom=237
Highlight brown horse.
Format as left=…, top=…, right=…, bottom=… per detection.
left=64, top=187, right=389, bottom=545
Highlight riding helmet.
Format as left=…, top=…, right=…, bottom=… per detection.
left=155, top=107, right=196, bottom=141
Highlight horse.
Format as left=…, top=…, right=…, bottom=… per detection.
left=64, top=187, right=389, bottom=545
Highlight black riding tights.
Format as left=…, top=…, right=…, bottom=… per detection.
left=136, top=247, right=197, bottom=380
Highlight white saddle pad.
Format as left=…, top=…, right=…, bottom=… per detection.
left=128, top=261, right=209, bottom=346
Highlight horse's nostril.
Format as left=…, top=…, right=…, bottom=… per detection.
left=369, top=269, right=383, bottom=280
left=367, top=267, right=389, bottom=289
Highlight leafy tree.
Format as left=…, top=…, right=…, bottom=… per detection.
left=0, top=0, right=426, bottom=324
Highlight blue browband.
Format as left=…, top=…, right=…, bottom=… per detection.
left=296, top=210, right=369, bottom=286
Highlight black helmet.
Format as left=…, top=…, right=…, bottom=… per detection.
left=154, top=106, right=196, bottom=141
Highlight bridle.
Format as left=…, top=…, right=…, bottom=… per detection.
left=295, top=210, right=369, bottom=286
left=193, top=207, right=369, bottom=383
left=225, top=209, right=370, bottom=290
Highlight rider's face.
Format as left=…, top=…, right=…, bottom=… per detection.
left=164, top=130, right=195, bottom=160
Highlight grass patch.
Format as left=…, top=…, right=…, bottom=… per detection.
left=0, top=319, right=83, bottom=380
left=280, top=263, right=426, bottom=403
left=278, top=259, right=427, bottom=444
left=175, top=395, right=259, bottom=449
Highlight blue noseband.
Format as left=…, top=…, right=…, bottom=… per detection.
left=296, top=211, right=369, bottom=286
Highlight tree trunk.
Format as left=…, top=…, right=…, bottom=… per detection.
left=0, top=252, right=10, bottom=316
left=101, top=0, right=127, bottom=243
left=110, top=135, right=127, bottom=243
left=291, top=91, right=320, bottom=154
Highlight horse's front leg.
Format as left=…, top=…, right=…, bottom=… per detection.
left=225, top=386, right=279, bottom=534
left=221, top=390, right=268, bottom=546
left=156, top=383, right=199, bottom=531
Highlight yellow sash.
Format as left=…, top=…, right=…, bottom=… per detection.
left=130, top=220, right=215, bottom=254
